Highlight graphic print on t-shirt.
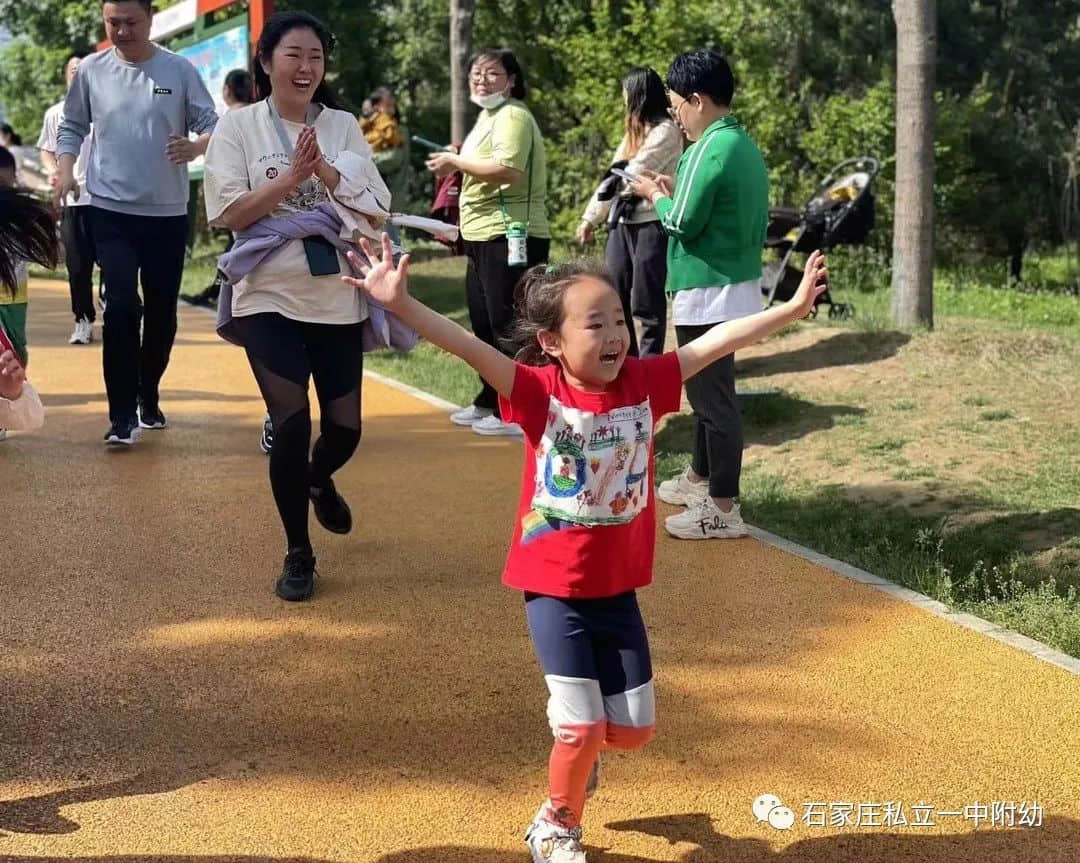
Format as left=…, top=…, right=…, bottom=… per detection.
left=527, top=395, right=653, bottom=530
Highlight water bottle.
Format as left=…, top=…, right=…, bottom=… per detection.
left=506, top=221, right=529, bottom=267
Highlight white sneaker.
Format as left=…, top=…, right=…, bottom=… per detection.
left=665, top=497, right=749, bottom=540
left=68, top=317, right=92, bottom=345
left=525, top=807, right=586, bottom=863
left=472, top=414, right=523, bottom=437
left=0, top=428, right=7, bottom=442
left=449, top=404, right=494, bottom=427
left=657, top=466, right=708, bottom=506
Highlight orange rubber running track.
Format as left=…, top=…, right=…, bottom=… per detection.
left=2, top=280, right=1078, bottom=863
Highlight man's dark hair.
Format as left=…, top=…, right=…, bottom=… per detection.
left=0, top=145, right=15, bottom=174
left=224, top=68, right=254, bottom=104
left=468, top=49, right=527, bottom=100
left=102, top=0, right=153, bottom=10
left=666, top=50, right=735, bottom=106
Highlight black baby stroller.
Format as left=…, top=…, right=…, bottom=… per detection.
left=762, top=156, right=880, bottom=319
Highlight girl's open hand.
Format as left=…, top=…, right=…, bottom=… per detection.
left=343, top=233, right=411, bottom=311
left=0, top=349, right=26, bottom=401
left=788, top=250, right=828, bottom=318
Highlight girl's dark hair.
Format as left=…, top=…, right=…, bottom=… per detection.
left=0, top=188, right=59, bottom=296
left=224, top=68, right=254, bottom=105
left=504, top=260, right=613, bottom=366
left=0, top=124, right=22, bottom=147
left=468, top=49, right=527, bottom=100
left=254, top=11, right=343, bottom=110
left=622, top=66, right=669, bottom=158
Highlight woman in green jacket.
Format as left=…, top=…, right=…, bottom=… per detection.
left=631, top=50, right=769, bottom=542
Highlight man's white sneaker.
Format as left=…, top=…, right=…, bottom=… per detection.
left=665, top=497, right=749, bottom=540
left=525, top=807, right=587, bottom=863
left=657, top=466, right=708, bottom=506
left=472, top=414, right=523, bottom=437
left=449, top=404, right=493, bottom=427
left=68, top=317, right=92, bottom=345
left=0, top=428, right=7, bottom=442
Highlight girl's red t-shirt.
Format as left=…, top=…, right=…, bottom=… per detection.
left=498, top=352, right=683, bottom=599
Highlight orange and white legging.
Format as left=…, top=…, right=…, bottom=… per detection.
left=525, top=590, right=656, bottom=829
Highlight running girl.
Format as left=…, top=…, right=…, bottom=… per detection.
left=345, top=234, right=826, bottom=863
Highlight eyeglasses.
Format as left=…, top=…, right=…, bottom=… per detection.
left=470, top=69, right=506, bottom=83
left=667, top=95, right=694, bottom=123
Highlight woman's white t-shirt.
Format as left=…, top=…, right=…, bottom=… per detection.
left=204, top=101, right=384, bottom=325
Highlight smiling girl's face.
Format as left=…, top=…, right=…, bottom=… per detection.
left=537, top=276, right=630, bottom=391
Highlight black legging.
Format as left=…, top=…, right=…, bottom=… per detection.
left=232, top=313, right=364, bottom=553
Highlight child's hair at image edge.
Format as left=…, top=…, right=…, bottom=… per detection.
left=0, top=188, right=60, bottom=295
left=504, top=259, right=614, bottom=366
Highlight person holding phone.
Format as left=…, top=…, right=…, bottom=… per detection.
left=630, top=51, right=770, bottom=541
left=425, top=48, right=551, bottom=437
left=577, top=68, right=683, bottom=357
left=55, top=0, right=219, bottom=446
left=203, top=11, right=391, bottom=602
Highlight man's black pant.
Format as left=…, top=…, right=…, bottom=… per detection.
left=605, top=220, right=668, bottom=357
left=675, top=324, right=742, bottom=499
left=60, top=206, right=98, bottom=323
left=88, top=207, right=188, bottom=423
left=463, top=235, right=550, bottom=414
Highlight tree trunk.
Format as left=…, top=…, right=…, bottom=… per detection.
left=449, top=0, right=476, bottom=146
left=891, top=0, right=937, bottom=329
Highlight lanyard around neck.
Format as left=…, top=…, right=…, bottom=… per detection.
left=266, top=97, right=319, bottom=156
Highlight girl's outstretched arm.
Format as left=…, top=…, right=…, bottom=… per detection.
left=676, top=250, right=829, bottom=382
left=344, top=234, right=517, bottom=399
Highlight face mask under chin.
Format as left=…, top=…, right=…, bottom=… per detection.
left=470, top=92, right=508, bottom=110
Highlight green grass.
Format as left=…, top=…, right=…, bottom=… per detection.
left=980, top=409, right=1015, bottom=422
left=822, top=246, right=1080, bottom=333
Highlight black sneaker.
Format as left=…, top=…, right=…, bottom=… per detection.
left=276, top=548, right=316, bottom=601
left=138, top=402, right=167, bottom=430
left=104, top=417, right=140, bottom=446
left=259, top=413, right=273, bottom=454
left=309, top=478, right=352, bottom=534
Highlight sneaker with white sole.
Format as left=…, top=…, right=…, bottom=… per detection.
left=665, top=497, right=749, bottom=540
left=657, top=466, right=708, bottom=506
left=472, top=414, right=523, bottom=437
left=68, top=317, right=92, bottom=345
left=0, top=428, right=7, bottom=442
left=449, top=404, right=494, bottom=427
left=525, top=806, right=586, bottom=863
left=104, top=417, right=140, bottom=446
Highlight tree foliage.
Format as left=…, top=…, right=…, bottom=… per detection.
left=2, top=0, right=1078, bottom=277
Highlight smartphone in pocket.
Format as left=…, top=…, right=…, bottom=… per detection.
left=302, top=236, right=341, bottom=277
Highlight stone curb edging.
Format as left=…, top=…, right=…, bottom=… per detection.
left=747, top=525, right=1080, bottom=676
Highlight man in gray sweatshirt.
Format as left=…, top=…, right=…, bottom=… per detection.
left=55, top=0, right=218, bottom=446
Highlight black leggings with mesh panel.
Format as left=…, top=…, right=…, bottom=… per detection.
left=232, top=313, right=364, bottom=553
